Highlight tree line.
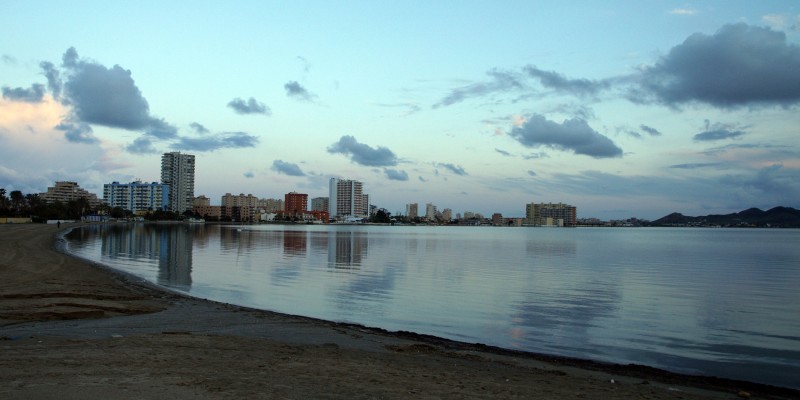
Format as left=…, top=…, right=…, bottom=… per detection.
left=0, top=188, right=185, bottom=222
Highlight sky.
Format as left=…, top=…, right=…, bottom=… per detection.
left=1, top=1, right=799, bottom=220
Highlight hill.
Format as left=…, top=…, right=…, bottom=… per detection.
left=651, top=206, right=800, bottom=228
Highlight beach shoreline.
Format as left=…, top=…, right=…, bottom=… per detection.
left=1, top=223, right=796, bottom=399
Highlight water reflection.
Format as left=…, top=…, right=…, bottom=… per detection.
left=63, top=224, right=800, bottom=390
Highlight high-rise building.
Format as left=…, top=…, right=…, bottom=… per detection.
left=425, top=203, right=437, bottom=220
left=103, top=181, right=169, bottom=213
left=525, top=202, right=577, bottom=227
left=284, top=192, right=308, bottom=217
left=405, top=203, right=418, bottom=219
left=329, top=178, right=366, bottom=220
left=161, top=152, right=195, bottom=213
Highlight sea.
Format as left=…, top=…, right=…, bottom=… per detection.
left=63, top=223, right=800, bottom=389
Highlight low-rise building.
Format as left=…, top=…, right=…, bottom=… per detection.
left=41, top=181, right=101, bottom=209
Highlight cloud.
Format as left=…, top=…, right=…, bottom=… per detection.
left=384, top=168, right=408, bottom=181
left=125, top=137, right=158, bottom=154
left=523, top=152, right=549, bottom=160
left=436, top=163, right=468, bottom=176
left=640, top=124, right=662, bottom=137
left=271, top=160, right=306, bottom=176
left=1, top=54, right=16, bottom=65
left=189, top=122, right=210, bottom=134
left=495, top=148, right=512, bottom=157
left=284, top=81, right=316, bottom=102
left=373, top=102, right=421, bottom=116
left=227, top=97, right=271, bottom=115
left=244, top=170, right=255, bottom=178
left=418, top=176, right=428, bottom=182
left=2, top=84, right=45, bottom=103
left=669, top=162, right=723, bottom=169
left=55, top=120, right=97, bottom=144
left=171, top=131, right=259, bottom=152
left=40, top=61, right=61, bottom=99
left=633, top=23, right=800, bottom=108
left=38, top=47, right=180, bottom=145
left=524, top=65, right=610, bottom=97
left=433, top=69, right=525, bottom=108
left=693, top=129, right=746, bottom=141
left=669, top=8, right=698, bottom=16
left=509, top=114, right=623, bottom=158
left=327, top=135, right=398, bottom=167
left=527, top=170, right=537, bottom=176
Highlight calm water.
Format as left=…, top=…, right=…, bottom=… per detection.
left=64, top=224, right=800, bottom=389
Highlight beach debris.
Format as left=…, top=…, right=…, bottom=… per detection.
left=609, top=379, right=615, bottom=384
left=111, top=334, right=123, bottom=338
left=737, top=390, right=751, bottom=398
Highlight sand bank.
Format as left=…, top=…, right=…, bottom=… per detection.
left=1, top=223, right=795, bottom=399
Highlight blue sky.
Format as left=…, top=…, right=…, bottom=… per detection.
left=1, top=1, right=799, bottom=220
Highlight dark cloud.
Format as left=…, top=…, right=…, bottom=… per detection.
left=418, top=176, right=428, bottom=182
left=433, top=69, right=525, bottom=108
left=509, top=114, right=623, bottom=158
left=244, top=171, right=255, bottom=178
left=436, top=163, right=468, bottom=176
left=146, top=118, right=178, bottom=139
left=495, top=148, right=512, bottom=157
left=40, top=61, right=61, bottom=99
left=524, top=65, right=610, bottom=97
left=669, top=162, right=723, bottom=169
left=527, top=170, right=537, bottom=176
left=227, top=97, right=271, bottom=115
left=1, top=84, right=45, bottom=102
left=284, top=81, right=316, bottom=102
left=125, top=137, right=158, bottom=154
left=56, top=121, right=97, bottom=144
left=693, top=129, right=745, bottom=141
left=271, top=160, right=305, bottom=176
left=189, top=122, right=210, bottom=134
left=634, top=23, right=800, bottom=107
left=327, top=135, right=398, bottom=167
left=384, top=168, right=409, bottom=181
left=171, top=131, right=259, bottom=152
left=57, top=47, right=176, bottom=139
left=640, top=124, right=662, bottom=137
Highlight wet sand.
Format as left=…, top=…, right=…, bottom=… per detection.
left=1, top=223, right=796, bottom=399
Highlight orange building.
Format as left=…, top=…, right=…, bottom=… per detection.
left=284, top=192, right=308, bottom=218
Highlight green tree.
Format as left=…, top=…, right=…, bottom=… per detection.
left=370, top=208, right=391, bottom=223
left=10, top=190, right=25, bottom=216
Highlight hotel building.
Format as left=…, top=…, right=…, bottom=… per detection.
left=103, top=181, right=169, bottom=214
left=525, top=202, right=577, bottom=227
left=40, top=181, right=102, bottom=209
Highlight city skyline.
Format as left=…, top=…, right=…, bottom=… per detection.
left=1, top=2, right=799, bottom=220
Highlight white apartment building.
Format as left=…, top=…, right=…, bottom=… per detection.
left=329, top=178, right=367, bottom=220
left=103, top=181, right=169, bottom=213
left=161, top=152, right=195, bottom=213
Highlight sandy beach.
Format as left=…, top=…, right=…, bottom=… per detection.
left=1, top=224, right=796, bottom=399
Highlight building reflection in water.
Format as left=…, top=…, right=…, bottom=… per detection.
left=283, top=230, right=307, bottom=256
left=328, top=230, right=368, bottom=269
left=100, top=224, right=195, bottom=291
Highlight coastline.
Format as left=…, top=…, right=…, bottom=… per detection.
left=1, top=224, right=796, bottom=399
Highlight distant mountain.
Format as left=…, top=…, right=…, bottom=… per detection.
left=651, top=206, right=800, bottom=228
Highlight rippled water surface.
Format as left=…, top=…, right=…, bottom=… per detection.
left=64, top=224, right=800, bottom=388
